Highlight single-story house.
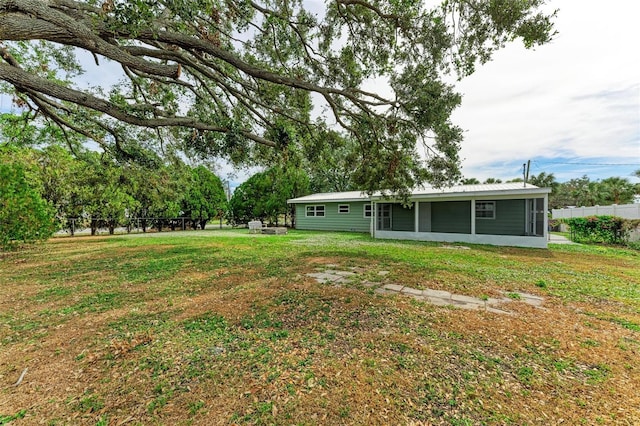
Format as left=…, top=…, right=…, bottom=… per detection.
left=287, top=183, right=551, bottom=248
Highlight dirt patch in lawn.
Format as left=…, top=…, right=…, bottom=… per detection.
left=1, top=239, right=638, bottom=425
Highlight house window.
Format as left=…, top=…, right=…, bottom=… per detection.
left=305, top=205, right=325, bottom=217
left=363, top=204, right=372, bottom=218
left=476, top=201, right=496, bottom=219
left=338, top=204, right=350, bottom=214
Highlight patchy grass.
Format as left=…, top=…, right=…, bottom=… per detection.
left=0, top=229, right=639, bottom=425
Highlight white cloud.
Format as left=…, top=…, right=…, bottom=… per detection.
left=451, top=0, right=640, bottom=182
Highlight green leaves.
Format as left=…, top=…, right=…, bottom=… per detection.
left=227, top=166, right=309, bottom=225
left=0, top=161, right=55, bottom=249
left=0, top=0, right=556, bottom=195
left=563, top=216, right=627, bottom=245
left=182, top=165, right=228, bottom=228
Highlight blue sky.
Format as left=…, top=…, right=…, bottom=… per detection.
left=1, top=0, right=638, bottom=189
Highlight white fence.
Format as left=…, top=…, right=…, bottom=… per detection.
left=552, top=204, right=640, bottom=220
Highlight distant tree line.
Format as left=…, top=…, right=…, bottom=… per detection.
left=1, top=145, right=228, bottom=244
left=0, top=120, right=359, bottom=248
left=1, top=142, right=317, bottom=248
left=3, top=135, right=638, bottom=250
left=461, top=172, right=639, bottom=209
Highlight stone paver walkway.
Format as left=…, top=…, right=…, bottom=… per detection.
left=306, top=267, right=544, bottom=314
left=549, top=233, right=577, bottom=244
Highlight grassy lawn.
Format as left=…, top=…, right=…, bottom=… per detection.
left=1, top=230, right=639, bottom=425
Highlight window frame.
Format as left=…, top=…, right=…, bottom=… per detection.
left=338, top=204, right=350, bottom=214
left=363, top=204, right=373, bottom=218
left=475, top=201, right=496, bottom=220
left=305, top=205, right=326, bottom=217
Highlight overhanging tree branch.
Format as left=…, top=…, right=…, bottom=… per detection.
left=0, top=0, right=556, bottom=192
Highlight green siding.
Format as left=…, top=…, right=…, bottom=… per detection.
left=431, top=201, right=471, bottom=234
left=391, top=203, right=415, bottom=231
left=476, top=199, right=526, bottom=236
left=295, top=202, right=371, bottom=232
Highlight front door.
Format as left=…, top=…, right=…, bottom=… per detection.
left=526, top=198, right=544, bottom=236
left=377, top=203, right=391, bottom=230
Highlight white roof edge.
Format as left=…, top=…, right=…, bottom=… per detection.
left=288, top=184, right=550, bottom=204
left=287, top=191, right=370, bottom=204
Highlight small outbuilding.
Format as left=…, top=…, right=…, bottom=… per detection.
left=287, top=183, right=551, bottom=248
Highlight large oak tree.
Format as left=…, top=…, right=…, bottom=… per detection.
left=0, top=0, right=555, bottom=193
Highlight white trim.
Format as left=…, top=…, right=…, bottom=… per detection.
left=375, top=230, right=548, bottom=249
left=524, top=199, right=530, bottom=235
left=305, top=205, right=326, bottom=217
left=371, top=201, right=376, bottom=238
left=287, top=184, right=551, bottom=204
left=363, top=204, right=373, bottom=218
left=475, top=200, right=496, bottom=219
left=543, top=196, right=549, bottom=241
left=338, top=204, right=350, bottom=214
left=377, top=202, right=392, bottom=231
left=470, top=198, right=476, bottom=235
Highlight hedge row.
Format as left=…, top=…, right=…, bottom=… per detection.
left=562, top=215, right=639, bottom=245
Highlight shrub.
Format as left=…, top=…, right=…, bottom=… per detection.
left=562, top=216, right=626, bottom=245
left=0, top=162, right=55, bottom=250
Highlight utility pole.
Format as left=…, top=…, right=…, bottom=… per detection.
left=523, top=160, right=531, bottom=187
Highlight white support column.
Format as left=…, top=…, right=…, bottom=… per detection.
left=470, top=198, right=476, bottom=235
left=525, top=199, right=530, bottom=235
left=544, top=195, right=549, bottom=240
left=414, top=201, right=419, bottom=233
left=371, top=201, right=376, bottom=238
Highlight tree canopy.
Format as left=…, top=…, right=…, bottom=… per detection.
left=0, top=0, right=556, bottom=193
left=228, top=165, right=309, bottom=225
left=182, top=165, right=228, bottom=229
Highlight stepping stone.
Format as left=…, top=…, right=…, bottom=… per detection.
left=426, top=297, right=453, bottom=306
left=451, top=294, right=483, bottom=305
left=383, top=283, right=404, bottom=292
left=334, top=270, right=356, bottom=276
left=455, top=302, right=481, bottom=310
left=362, top=281, right=379, bottom=288
left=518, top=293, right=544, bottom=306
left=306, top=272, right=343, bottom=283
left=378, top=271, right=390, bottom=276
left=484, top=297, right=505, bottom=306
left=422, top=289, right=452, bottom=299
left=401, top=287, right=423, bottom=296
